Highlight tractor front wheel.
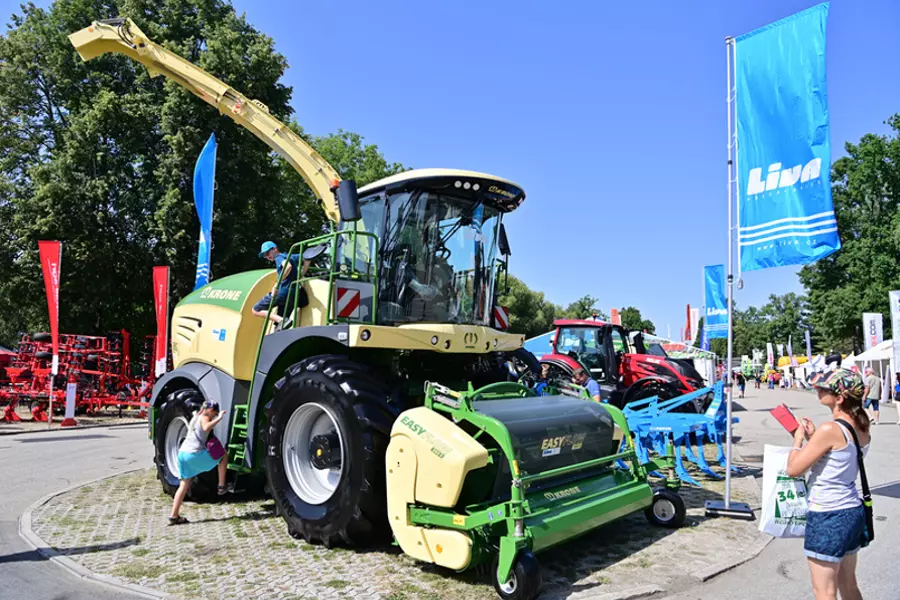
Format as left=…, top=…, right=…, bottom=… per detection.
left=264, top=355, right=398, bottom=547
left=153, top=388, right=218, bottom=500
left=492, top=550, right=543, bottom=600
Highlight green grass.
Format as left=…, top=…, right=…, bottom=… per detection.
left=165, top=572, right=196, bottom=583
left=112, top=561, right=163, bottom=580
left=131, top=548, right=151, bottom=557
left=324, top=579, right=351, bottom=589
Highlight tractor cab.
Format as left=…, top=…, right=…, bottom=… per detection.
left=541, top=320, right=708, bottom=410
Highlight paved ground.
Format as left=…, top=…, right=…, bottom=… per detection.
left=661, top=386, right=900, bottom=600
left=26, top=437, right=762, bottom=599
left=0, top=424, right=150, bottom=600
left=0, top=407, right=146, bottom=435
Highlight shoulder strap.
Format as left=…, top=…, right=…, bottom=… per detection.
left=835, top=418, right=871, bottom=501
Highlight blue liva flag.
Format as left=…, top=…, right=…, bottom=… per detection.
left=735, top=3, right=840, bottom=272
left=193, top=133, right=217, bottom=290
left=704, top=265, right=728, bottom=339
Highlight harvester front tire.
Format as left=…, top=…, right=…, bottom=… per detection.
left=492, top=550, right=542, bottom=600
left=645, top=488, right=685, bottom=528
left=264, top=355, right=398, bottom=547
left=153, top=388, right=218, bottom=500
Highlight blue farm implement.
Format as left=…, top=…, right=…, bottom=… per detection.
left=620, top=382, right=738, bottom=487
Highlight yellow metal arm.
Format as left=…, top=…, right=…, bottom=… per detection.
left=69, top=18, right=343, bottom=222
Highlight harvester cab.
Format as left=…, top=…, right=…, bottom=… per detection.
left=69, top=18, right=685, bottom=600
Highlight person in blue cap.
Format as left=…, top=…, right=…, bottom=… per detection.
left=256, top=241, right=309, bottom=324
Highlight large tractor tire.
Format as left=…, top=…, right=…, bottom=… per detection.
left=153, top=388, right=218, bottom=501
left=619, top=380, right=693, bottom=412
left=264, top=355, right=399, bottom=547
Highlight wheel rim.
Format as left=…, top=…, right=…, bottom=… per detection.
left=499, top=570, right=518, bottom=594
left=165, top=416, right=189, bottom=479
left=283, top=403, right=344, bottom=505
left=653, top=498, right=676, bottom=522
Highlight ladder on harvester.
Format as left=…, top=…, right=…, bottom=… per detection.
left=227, top=403, right=252, bottom=472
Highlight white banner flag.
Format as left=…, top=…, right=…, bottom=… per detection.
left=862, top=312, right=883, bottom=351
left=890, top=292, right=900, bottom=373
left=767, top=342, right=775, bottom=366
left=777, top=343, right=784, bottom=357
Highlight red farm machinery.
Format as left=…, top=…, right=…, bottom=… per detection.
left=0, top=331, right=159, bottom=422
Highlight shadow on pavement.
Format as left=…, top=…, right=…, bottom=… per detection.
left=0, top=537, right=140, bottom=564
left=873, top=480, right=900, bottom=499
left=16, top=434, right=114, bottom=443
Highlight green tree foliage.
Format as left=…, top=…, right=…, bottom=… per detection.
left=496, top=274, right=559, bottom=340
left=561, top=295, right=608, bottom=321
left=618, top=306, right=655, bottom=334
left=799, top=116, right=900, bottom=351
left=0, top=1, right=402, bottom=345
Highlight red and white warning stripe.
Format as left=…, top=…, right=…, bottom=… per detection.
left=336, top=287, right=361, bottom=318
left=493, top=306, right=510, bottom=330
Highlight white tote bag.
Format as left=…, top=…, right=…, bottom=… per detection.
left=758, top=444, right=808, bottom=538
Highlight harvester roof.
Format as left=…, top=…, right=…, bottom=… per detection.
left=358, top=168, right=525, bottom=213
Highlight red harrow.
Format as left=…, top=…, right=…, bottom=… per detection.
left=0, top=331, right=159, bottom=423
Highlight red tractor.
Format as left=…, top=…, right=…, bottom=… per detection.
left=537, top=319, right=711, bottom=412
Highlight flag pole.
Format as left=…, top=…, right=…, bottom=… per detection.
left=706, top=36, right=753, bottom=519
left=724, top=36, right=735, bottom=510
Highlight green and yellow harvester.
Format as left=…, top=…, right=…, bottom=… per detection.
left=70, top=19, right=685, bottom=600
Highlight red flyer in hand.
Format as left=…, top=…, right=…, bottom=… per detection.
left=770, top=403, right=800, bottom=435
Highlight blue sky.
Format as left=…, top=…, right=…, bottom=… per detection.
left=7, top=0, right=899, bottom=338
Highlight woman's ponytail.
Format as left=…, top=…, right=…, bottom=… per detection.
left=841, top=391, right=870, bottom=435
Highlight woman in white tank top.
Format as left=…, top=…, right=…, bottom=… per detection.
left=786, top=368, right=870, bottom=600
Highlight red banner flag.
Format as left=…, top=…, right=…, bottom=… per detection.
left=153, top=267, right=170, bottom=377
left=38, top=241, right=62, bottom=375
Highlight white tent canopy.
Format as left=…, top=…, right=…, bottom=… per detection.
left=853, top=339, right=893, bottom=363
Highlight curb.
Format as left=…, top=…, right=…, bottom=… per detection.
left=0, top=420, right=147, bottom=436
left=690, top=532, right=773, bottom=582
left=18, top=467, right=170, bottom=600
left=689, top=473, right=772, bottom=582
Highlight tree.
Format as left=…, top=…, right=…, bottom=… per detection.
left=496, top=275, right=560, bottom=340
left=0, top=1, right=402, bottom=346
left=561, top=295, right=608, bottom=321
left=799, top=116, right=900, bottom=351
left=618, top=306, right=655, bottom=334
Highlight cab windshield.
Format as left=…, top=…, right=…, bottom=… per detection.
left=341, top=190, right=502, bottom=325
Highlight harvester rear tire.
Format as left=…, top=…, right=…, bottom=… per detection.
left=264, top=355, right=399, bottom=547
left=492, top=550, right=542, bottom=600
left=645, top=488, right=685, bottom=528
left=154, top=388, right=218, bottom=501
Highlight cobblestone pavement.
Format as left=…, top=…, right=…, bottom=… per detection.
left=31, top=459, right=762, bottom=600
left=0, top=406, right=146, bottom=434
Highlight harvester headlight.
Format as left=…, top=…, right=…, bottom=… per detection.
left=493, top=339, right=498, bottom=347
left=463, top=182, right=471, bottom=190
left=360, top=329, right=371, bottom=341
left=473, top=183, right=480, bottom=191
left=444, top=340, right=451, bottom=349
left=454, top=180, right=462, bottom=188
left=431, top=336, right=439, bottom=346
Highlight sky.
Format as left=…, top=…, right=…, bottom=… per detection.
left=6, top=0, right=899, bottom=338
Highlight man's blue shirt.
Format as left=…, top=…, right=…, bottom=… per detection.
left=585, top=378, right=601, bottom=399
left=274, top=252, right=300, bottom=291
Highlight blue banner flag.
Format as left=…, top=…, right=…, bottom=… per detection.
left=193, top=133, right=217, bottom=290
left=701, top=325, right=710, bottom=351
left=704, top=265, right=728, bottom=339
left=735, top=3, right=839, bottom=272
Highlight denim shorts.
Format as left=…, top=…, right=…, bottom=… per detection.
left=864, top=397, right=879, bottom=411
left=253, top=292, right=273, bottom=312
left=804, top=505, right=866, bottom=563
